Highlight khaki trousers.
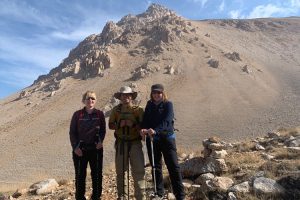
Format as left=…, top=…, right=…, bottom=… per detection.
left=115, top=140, right=145, bottom=200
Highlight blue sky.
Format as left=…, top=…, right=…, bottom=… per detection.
left=0, top=0, right=299, bottom=99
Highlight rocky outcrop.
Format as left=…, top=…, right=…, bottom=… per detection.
left=208, top=59, right=219, bottom=68
left=225, top=52, right=241, bottom=62
left=31, top=3, right=196, bottom=90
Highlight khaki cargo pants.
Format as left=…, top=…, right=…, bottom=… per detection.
left=115, top=140, right=145, bottom=200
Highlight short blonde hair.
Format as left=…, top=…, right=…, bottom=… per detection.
left=82, top=91, right=97, bottom=102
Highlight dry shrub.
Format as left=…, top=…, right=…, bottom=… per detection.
left=232, top=141, right=256, bottom=153
left=273, top=148, right=300, bottom=160
left=226, top=152, right=264, bottom=180
left=277, top=127, right=300, bottom=137
left=259, top=160, right=300, bottom=179
left=237, top=192, right=285, bottom=200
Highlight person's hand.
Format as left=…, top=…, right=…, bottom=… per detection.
left=125, top=120, right=133, bottom=127
left=147, top=128, right=156, bottom=136
left=140, top=129, right=147, bottom=141
left=120, top=120, right=126, bottom=127
left=74, top=147, right=83, bottom=157
left=96, top=141, right=103, bottom=149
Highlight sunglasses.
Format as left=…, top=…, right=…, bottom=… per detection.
left=86, top=97, right=96, bottom=100
left=152, top=91, right=162, bottom=94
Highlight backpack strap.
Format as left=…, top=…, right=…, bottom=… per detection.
left=77, top=109, right=85, bottom=130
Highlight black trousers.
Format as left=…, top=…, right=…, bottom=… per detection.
left=146, top=136, right=185, bottom=200
left=72, top=148, right=103, bottom=200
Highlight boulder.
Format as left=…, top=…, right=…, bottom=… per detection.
left=253, top=177, right=284, bottom=195
left=208, top=143, right=226, bottom=151
left=29, top=179, right=59, bottom=195
left=204, top=176, right=234, bottom=191
left=180, top=157, right=228, bottom=178
left=194, top=173, right=215, bottom=185
left=224, top=52, right=241, bottom=62
left=209, top=136, right=221, bottom=143
left=208, top=59, right=219, bottom=68
left=210, top=150, right=228, bottom=159
left=229, top=181, right=250, bottom=193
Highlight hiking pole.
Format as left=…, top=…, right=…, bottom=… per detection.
left=150, top=136, right=157, bottom=196
left=76, top=140, right=83, bottom=200
left=122, top=126, right=126, bottom=199
left=95, top=132, right=100, bottom=199
left=127, top=126, right=130, bottom=200
left=144, top=135, right=148, bottom=199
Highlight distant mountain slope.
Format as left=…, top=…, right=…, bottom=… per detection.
left=0, top=4, right=299, bottom=190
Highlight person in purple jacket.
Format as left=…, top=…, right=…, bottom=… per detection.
left=140, top=84, right=185, bottom=200
left=69, top=91, right=106, bottom=200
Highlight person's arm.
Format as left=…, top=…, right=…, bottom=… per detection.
left=154, top=101, right=174, bottom=134
left=108, top=107, right=117, bottom=130
left=69, top=111, right=79, bottom=150
left=135, top=107, right=144, bottom=130
left=141, top=101, right=151, bottom=129
left=99, top=111, right=106, bottom=141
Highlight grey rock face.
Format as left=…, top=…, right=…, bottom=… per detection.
left=253, top=177, right=284, bottom=195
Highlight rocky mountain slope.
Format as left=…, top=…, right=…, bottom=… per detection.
left=0, top=4, right=299, bottom=191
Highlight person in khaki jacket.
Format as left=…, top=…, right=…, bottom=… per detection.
left=109, top=86, right=145, bottom=200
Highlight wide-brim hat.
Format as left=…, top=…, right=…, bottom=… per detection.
left=114, top=86, right=137, bottom=100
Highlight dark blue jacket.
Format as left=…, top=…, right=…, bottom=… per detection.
left=142, top=100, right=175, bottom=139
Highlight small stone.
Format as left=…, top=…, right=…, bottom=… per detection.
left=208, top=136, right=221, bottom=143
left=261, top=152, right=274, bottom=160
left=255, top=144, right=265, bottom=150
left=167, top=193, right=176, bottom=200
left=210, top=149, right=228, bottom=159
left=228, top=192, right=237, bottom=200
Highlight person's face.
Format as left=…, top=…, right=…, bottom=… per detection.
left=120, top=93, right=132, bottom=104
left=152, top=91, right=163, bottom=102
left=84, top=96, right=96, bottom=108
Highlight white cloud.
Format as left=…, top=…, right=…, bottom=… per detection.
left=0, top=67, right=42, bottom=87
left=0, top=35, right=68, bottom=70
left=191, top=0, right=209, bottom=7
left=290, top=0, right=300, bottom=8
left=219, top=0, right=225, bottom=12
left=51, top=29, right=98, bottom=41
left=0, top=0, right=64, bottom=29
left=248, top=3, right=298, bottom=19
left=229, top=10, right=245, bottom=19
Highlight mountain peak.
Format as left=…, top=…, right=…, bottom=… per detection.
left=143, top=3, right=174, bottom=18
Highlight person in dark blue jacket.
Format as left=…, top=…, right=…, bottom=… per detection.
left=140, top=84, right=185, bottom=200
